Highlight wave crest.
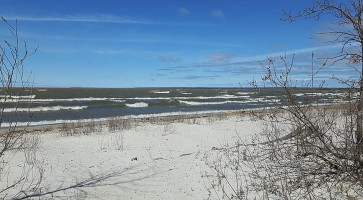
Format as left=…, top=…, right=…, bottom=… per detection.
left=3, top=106, right=88, bottom=112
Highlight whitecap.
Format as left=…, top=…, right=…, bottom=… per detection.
left=125, top=102, right=148, bottom=108
left=151, top=90, right=170, bottom=94
left=236, top=92, right=253, bottom=95
left=9, top=95, right=243, bottom=102
left=110, top=99, right=126, bottom=103
left=36, top=89, right=48, bottom=92
left=179, top=100, right=251, bottom=106
left=1, top=109, right=245, bottom=127
left=0, top=95, right=36, bottom=99
left=2, top=106, right=88, bottom=112
left=5, top=97, right=126, bottom=103
left=125, top=95, right=241, bottom=100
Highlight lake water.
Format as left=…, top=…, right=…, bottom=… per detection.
left=0, top=87, right=350, bottom=127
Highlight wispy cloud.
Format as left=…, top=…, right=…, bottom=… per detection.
left=2, top=14, right=159, bottom=25
left=2, top=14, right=216, bottom=27
left=93, top=50, right=128, bottom=55
left=179, top=7, right=190, bottom=16
left=156, top=56, right=181, bottom=63
left=93, top=49, right=162, bottom=55
left=200, top=53, right=234, bottom=66
left=211, top=9, right=225, bottom=20
left=182, top=44, right=344, bottom=69
left=204, top=65, right=263, bottom=76
left=160, top=44, right=355, bottom=81
left=18, top=32, right=243, bottom=48
left=157, top=66, right=190, bottom=71
left=38, top=47, right=77, bottom=54
left=230, top=44, right=343, bottom=64
left=150, top=44, right=355, bottom=86
left=171, top=75, right=219, bottom=80
left=208, top=53, right=233, bottom=60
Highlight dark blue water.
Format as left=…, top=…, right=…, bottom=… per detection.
left=0, top=87, right=349, bottom=126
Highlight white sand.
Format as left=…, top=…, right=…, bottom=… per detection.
left=2, top=114, right=263, bottom=199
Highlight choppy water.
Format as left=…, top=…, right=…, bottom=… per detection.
left=0, top=87, right=351, bottom=127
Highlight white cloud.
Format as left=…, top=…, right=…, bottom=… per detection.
left=179, top=7, right=190, bottom=16
left=157, top=56, right=181, bottom=63
left=209, top=53, right=233, bottom=60
left=211, top=9, right=225, bottom=19
left=2, top=14, right=158, bottom=25
left=230, top=44, right=343, bottom=63
left=93, top=49, right=157, bottom=55
left=188, top=44, right=344, bottom=69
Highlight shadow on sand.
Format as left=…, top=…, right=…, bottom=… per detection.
left=15, top=163, right=162, bottom=199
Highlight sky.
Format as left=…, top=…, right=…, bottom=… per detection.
left=0, top=0, right=359, bottom=88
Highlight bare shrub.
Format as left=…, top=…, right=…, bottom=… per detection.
left=22, top=134, right=41, bottom=165
left=82, top=120, right=102, bottom=134
left=60, top=122, right=80, bottom=136
left=0, top=17, right=44, bottom=199
left=176, top=113, right=201, bottom=124
left=207, top=57, right=363, bottom=199
left=112, top=132, right=124, bottom=150
left=206, top=115, right=217, bottom=124
left=98, top=137, right=108, bottom=151
left=96, top=117, right=130, bottom=151
left=97, top=132, right=125, bottom=151
left=161, top=123, right=175, bottom=136
left=191, top=115, right=200, bottom=124
left=60, top=120, right=102, bottom=136
left=107, top=117, right=118, bottom=132
left=107, top=117, right=132, bottom=132
left=206, top=1, right=363, bottom=198
left=60, top=123, right=73, bottom=136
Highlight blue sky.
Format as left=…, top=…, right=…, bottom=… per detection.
left=0, top=0, right=358, bottom=88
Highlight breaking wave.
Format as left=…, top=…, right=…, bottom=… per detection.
left=5, top=97, right=126, bottom=103
left=0, top=95, right=36, bottom=99
left=125, top=102, right=149, bottom=108
left=3, top=106, right=88, bottom=112
left=179, top=100, right=249, bottom=106
left=151, top=90, right=170, bottom=94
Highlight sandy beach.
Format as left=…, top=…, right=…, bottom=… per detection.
left=2, top=112, right=263, bottom=199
